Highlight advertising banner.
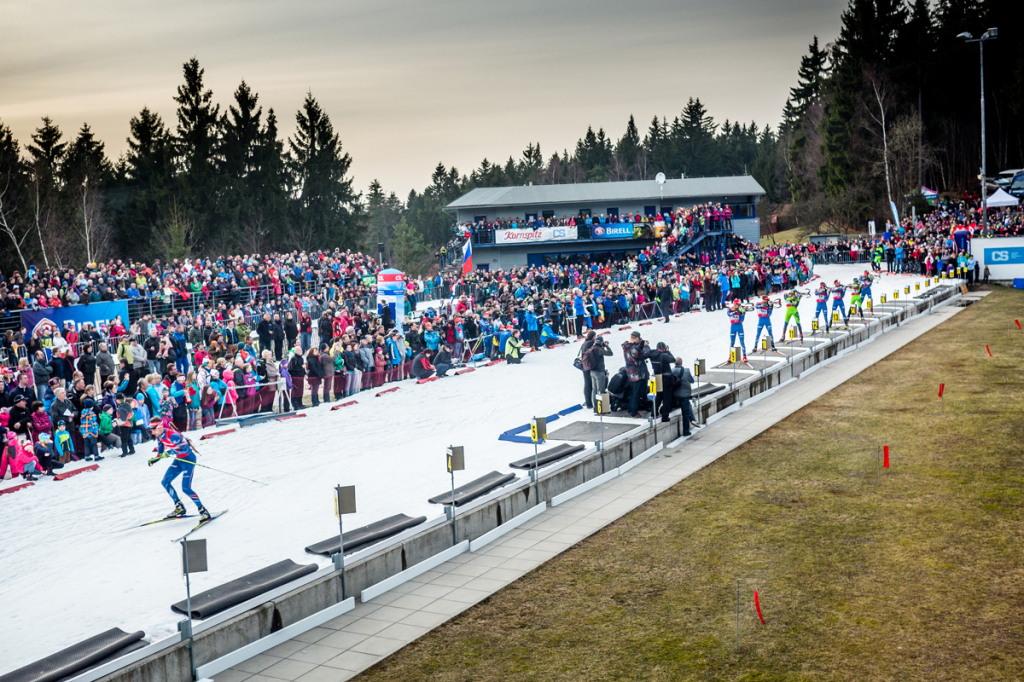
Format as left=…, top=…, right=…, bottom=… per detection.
left=21, top=300, right=131, bottom=339
left=495, top=225, right=578, bottom=244
left=590, top=223, right=635, bottom=240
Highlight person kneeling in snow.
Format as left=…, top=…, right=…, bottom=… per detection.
left=3, top=432, right=45, bottom=481
left=33, top=433, right=64, bottom=475
left=411, top=349, right=436, bottom=380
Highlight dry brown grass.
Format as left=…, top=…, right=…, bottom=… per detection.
left=355, top=287, right=1024, bottom=682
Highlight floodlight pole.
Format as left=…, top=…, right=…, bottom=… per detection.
left=962, top=29, right=997, bottom=237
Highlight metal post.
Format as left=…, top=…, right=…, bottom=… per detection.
left=736, top=579, right=740, bottom=651
left=334, top=485, right=347, bottom=599
left=533, top=439, right=540, bottom=502
left=449, top=467, right=457, bottom=545
left=182, top=542, right=197, bottom=682
left=980, top=38, right=987, bottom=238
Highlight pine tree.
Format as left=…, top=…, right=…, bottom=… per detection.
left=287, top=91, right=361, bottom=250
left=0, top=120, right=31, bottom=272
left=391, top=217, right=429, bottom=276
left=172, top=58, right=222, bottom=248
left=788, top=37, right=828, bottom=123
left=63, top=123, right=113, bottom=187
left=116, top=107, right=175, bottom=260
left=676, top=98, right=717, bottom=177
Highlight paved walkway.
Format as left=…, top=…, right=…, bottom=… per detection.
left=213, top=303, right=964, bottom=682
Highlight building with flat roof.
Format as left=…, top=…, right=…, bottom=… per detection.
left=445, top=176, right=765, bottom=270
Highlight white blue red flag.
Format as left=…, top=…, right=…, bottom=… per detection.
left=462, top=239, right=473, bottom=276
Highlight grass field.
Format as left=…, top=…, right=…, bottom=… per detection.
left=354, top=287, right=1024, bottom=682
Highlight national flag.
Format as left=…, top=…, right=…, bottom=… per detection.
left=462, top=239, right=473, bottom=276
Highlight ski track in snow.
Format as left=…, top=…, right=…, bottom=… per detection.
left=0, top=266, right=934, bottom=672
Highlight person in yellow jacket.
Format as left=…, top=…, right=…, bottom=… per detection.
left=504, top=329, right=524, bottom=364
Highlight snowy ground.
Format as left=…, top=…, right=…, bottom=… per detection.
left=0, top=265, right=937, bottom=673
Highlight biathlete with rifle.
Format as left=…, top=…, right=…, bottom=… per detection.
left=148, top=418, right=210, bottom=521
left=727, top=299, right=754, bottom=363
left=778, top=289, right=808, bottom=342
left=753, top=295, right=781, bottom=351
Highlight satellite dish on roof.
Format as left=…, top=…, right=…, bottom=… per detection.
left=655, top=172, right=666, bottom=184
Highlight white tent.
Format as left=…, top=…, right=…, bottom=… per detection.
left=986, top=188, right=1019, bottom=208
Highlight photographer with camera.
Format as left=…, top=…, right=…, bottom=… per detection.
left=581, top=333, right=614, bottom=412
left=649, top=341, right=676, bottom=423
left=621, top=331, right=652, bottom=418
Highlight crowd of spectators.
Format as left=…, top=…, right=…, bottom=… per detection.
left=1, top=196, right=1018, bottom=482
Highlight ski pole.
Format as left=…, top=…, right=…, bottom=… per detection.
left=150, top=453, right=270, bottom=486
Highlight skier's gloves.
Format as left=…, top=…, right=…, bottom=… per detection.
left=148, top=456, right=160, bottom=467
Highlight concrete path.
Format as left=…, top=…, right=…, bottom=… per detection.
left=213, top=302, right=964, bottom=682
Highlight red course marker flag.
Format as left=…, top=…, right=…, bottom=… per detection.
left=754, top=590, right=766, bottom=625
left=1016, top=319, right=1022, bottom=330
left=986, top=345, right=992, bottom=357
left=883, top=445, right=890, bottom=468
left=938, top=383, right=945, bottom=398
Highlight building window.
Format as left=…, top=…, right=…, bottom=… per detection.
left=607, top=207, right=619, bottom=218
left=644, top=205, right=656, bottom=217
left=473, top=215, right=486, bottom=225
left=542, top=210, right=555, bottom=220
left=525, top=213, right=537, bottom=222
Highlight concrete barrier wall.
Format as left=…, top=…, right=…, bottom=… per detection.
left=96, top=285, right=959, bottom=682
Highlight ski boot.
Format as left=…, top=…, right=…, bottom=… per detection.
left=165, top=501, right=187, bottom=519
left=742, top=353, right=748, bottom=363
left=198, top=506, right=212, bottom=521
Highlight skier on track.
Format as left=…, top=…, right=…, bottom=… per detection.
left=830, top=279, right=849, bottom=328
left=778, top=289, right=807, bottom=342
left=148, top=418, right=210, bottom=521
left=726, top=299, right=753, bottom=363
left=753, top=295, right=779, bottom=351
left=813, top=281, right=831, bottom=331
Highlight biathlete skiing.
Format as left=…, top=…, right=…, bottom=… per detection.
left=813, top=281, right=831, bottom=330
left=148, top=418, right=210, bottom=521
left=778, top=289, right=807, bottom=342
left=830, top=279, right=850, bottom=328
left=727, top=299, right=753, bottom=363
left=753, top=295, right=780, bottom=351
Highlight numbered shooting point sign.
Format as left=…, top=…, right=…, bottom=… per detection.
left=915, top=283, right=920, bottom=291
left=730, top=348, right=739, bottom=363
left=893, top=291, right=899, bottom=300
left=905, top=286, right=910, bottom=294
left=881, top=295, right=887, bottom=303
left=832, top=312, right=840, bottom=322
left=762, top=337, right=770, bottom=349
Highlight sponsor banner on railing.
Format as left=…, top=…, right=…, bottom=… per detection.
left=494, top=225, right=578, bottom=244
left=590, top=223, right=658, bottom=239
left=22, top=301, right=130, bottom=339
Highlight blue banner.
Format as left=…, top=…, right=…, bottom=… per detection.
left=591, top=223, right=635, bottom=239
left=984, top=246, right=1024, bottom=265
left=21, top=301, right=131, bottom=339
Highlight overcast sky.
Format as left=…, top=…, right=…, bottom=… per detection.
left=2, top=0, right=849, bottom=196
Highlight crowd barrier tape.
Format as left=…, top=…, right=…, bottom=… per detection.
left=200, top=429, right=235, bottom=440
left=0, top=482, right=35, bottom=496
left=54, top=464, right=99, bottom=481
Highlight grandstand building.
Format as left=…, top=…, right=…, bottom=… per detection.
left=446, top=176, right=765, bottom=270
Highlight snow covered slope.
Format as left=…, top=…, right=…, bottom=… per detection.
left=0, top=265, right=934, bottom=673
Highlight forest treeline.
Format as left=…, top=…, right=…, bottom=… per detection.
left=1, top=0, right=1021, bottom=276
